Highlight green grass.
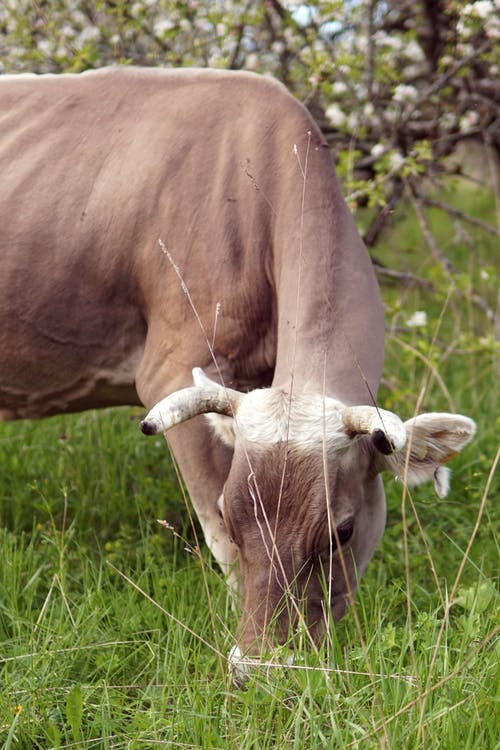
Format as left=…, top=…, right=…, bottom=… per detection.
left=1, top=185, right=498, bottom=748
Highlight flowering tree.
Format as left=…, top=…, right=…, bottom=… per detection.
left=1, top=0, right=498, bottom=328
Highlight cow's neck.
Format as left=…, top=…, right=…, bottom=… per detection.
left=270, top=157, right=384, bottom=406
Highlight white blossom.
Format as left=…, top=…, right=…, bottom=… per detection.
left=485, top=14, right=500, bottom=38
left=80, top=26, right=100, bottom=42
left=325, top=103, right=346, bottom=128
left=37, top=39, right=52, bottom=56
left=194, top=18, right=212, bottom=33
left=208, top=53, right=225, bottom=68
left=374, top=31, right=403, bottom=51
left=404, top=40, right=425, bottom=61
left=389, top=151, right=405, bottom=171
left=370, top=143, right=385, bottom=159
left=406, top=311, right=427, bottom=328
left=332, top=80, right=348, bottom=95
left=355, top=35, right=368, bottom=53
left=463, top=1, right=495, bottom=18
left=75, top=26, right=100, bottom=49
left=440, top=113, right=457, bottom=130
left=60, top=25, right=76, bottom=40
left=393, top=83, right=419, bottom=103
left=154, top=18, right=175, bottom=35
left=384, top=105, right=399, bottom=124
left=245, top=54, right=259, bottom=71
left=457, top=16, right=472, bottom=38
left=457, top=42, right=475, bottom=56
left=271, top=40, right=286, bottom=55
left=403, top=64, right=427, bottom=80
left=460, top=0, right=500, bottom=36
left=363, top=102, right=375, bottom=118
left=459, top=110, right=480, bottom=132
left=347, top=112, right=359, bottom=131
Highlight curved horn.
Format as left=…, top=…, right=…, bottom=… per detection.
left=341, top=405, right=407, bottom=454
left=140, top=383, right=243, bottom=436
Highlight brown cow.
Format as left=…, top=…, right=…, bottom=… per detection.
left=0, top=67, right=475, bottom=679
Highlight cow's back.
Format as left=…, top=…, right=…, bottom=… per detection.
left=0, top=68, right=315, bottom=417
left=0, top=67, right=381, bottom=419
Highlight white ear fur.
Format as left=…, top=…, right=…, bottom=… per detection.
left=378, top=412, right=476, bottom=497
left=433, top=466, right=451, bottom=499
left=204, top=413, right=236, bottom=447
left=192, top=367, right=219, bottom=388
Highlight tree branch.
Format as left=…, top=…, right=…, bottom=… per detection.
left=406, top=181, right=498, bottom=330
left=422, top=197, right=500, bottom=237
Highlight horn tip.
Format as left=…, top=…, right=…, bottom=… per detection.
left=140, top=419, right=159, bottom=436
left=372, top=428, right=395, bottom=455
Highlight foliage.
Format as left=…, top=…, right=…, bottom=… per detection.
left=0, top=2, right=498, bottom=181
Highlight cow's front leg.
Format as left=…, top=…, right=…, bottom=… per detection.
left=160, top=418, right=239, bottom=584
left=135, top=334, right=239, bottom=584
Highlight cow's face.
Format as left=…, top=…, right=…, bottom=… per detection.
left=140, top=368, right=475, bottom=675
left=210, top=388, right=388, bottom=656
left=220, top=441, right=381, bottom=652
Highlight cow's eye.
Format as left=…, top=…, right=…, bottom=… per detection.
left=319, top=517, right=354, bottom=557
left=335, top=517, right=354, bottom=546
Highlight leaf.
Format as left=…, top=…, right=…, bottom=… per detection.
left=454, top=582, right=496, bottom=613
left=46, top=721, right=62, bottom=750
left=381, top=623, right=397, bottom=651
left=66, top=684, right=83, bottom=741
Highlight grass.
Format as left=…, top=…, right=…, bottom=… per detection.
left=0, top=182, right=498, bottom=748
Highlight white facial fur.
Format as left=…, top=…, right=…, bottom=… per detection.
left=234, top=389, right=348, bottom=448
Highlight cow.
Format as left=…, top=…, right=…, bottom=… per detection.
left=0, top=67, right=475, bottom=679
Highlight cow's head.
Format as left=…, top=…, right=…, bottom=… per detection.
left=141, top=368, right=475, bottom=678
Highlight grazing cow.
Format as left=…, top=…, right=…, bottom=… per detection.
left=0, top=67, right=475, bottom=676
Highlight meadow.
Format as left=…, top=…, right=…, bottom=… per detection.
left=1, top=181, right=498, bottom=749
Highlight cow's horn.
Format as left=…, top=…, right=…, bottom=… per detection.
left=140, top=384, right=243, bottom=436
left=341, top=405, right=407, bottom=454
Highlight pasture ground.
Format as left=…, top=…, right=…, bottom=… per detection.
left=1, top=181, right=498, bottom=748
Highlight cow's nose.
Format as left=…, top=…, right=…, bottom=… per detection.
left=228, top=645, right=255, bottom=686
left=228, top=645, right=295, bottom=687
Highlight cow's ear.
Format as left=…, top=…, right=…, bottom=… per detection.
left=204, top=413, right=236, bottom=448
left=375, top=413, right=476, bottom=498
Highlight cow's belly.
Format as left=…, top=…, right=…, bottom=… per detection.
left=0, top=269, right=147, bottom=419
left=0, top=341, right=145, bottom=420
left=0, top=201, right=147, bottom=419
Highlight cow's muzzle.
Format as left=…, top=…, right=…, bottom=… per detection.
left=228, top=645, right=295, bottom=687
